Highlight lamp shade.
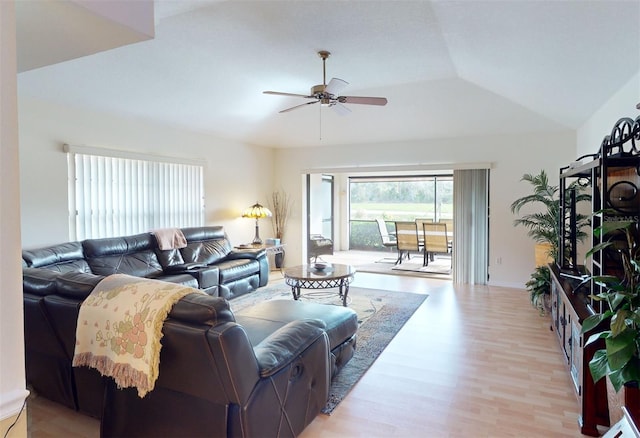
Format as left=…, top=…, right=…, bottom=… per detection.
left=242, top=203, right=272, bottom=219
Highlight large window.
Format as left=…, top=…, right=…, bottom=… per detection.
left=350, top=175, right=453, bottom=221
left=66, top=145, right=204, bottom=240
left=349, top=175, right=453, bottom=249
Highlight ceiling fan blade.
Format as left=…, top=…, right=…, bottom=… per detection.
left=279, top=100, right=319, bottom=113
left=325, top=78, right=349, bottom=96
left=331, top=102, right=351, bottom=116
left=264, top=91, right=312, bottom=98
left=339, top=96, right=388, bottom=106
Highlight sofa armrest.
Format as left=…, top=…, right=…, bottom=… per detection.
left=168, top=293, right=233, bottom=325
left=254, top=319, right=327, bottom=378
left=228, top=248, right=269, bottom=287
left=228, top=248, right=266, bottom=260
left=164, top=262, right=209, bottom=272
left=23, top=267, right=61, bottom=296
left=164, top=264, right=219, bottom=290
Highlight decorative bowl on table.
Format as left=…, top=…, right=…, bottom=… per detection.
left=313, top=262, right=329, bottom=271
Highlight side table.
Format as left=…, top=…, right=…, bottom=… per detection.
left=236, top=243, right=286, bottom=271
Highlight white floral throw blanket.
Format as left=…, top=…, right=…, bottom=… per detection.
left=73, top=274, right=203, bottom=397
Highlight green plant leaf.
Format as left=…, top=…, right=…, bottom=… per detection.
left=608, top=361, right=640, bottom=392
left=588, top=349, right=609, bottom=383
left=585, top=330, right=610, bottom=346
left=605, top=330, right=636, bottom=371
left=582, top=313, right=609, bottom=333
left=596, top=220, right=636, bottom=238
left=585, top=241, right=613, bottom=259
left=610, top=310, right=631, bottom=336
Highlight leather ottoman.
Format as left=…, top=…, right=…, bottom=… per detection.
left=235, top=300, right=358, bottom=377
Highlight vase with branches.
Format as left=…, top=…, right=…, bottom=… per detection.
left=269, top=189, right=293, bottom=242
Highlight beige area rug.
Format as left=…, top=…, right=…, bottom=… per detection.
left=355, top=255, right=453, bottom=280
left=228, top=281, right=428, bottom=413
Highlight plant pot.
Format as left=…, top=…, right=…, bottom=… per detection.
left=534, top=242, right=553, bottom=267
left=607, top=376, right=625, bottom=425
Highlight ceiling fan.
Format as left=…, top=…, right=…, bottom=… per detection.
left=263, top=51, right=388, bottom=115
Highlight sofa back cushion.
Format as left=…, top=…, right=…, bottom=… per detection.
left=22, top=241, right=91, bottom=273
left=83, top=233, right=164, bottom=278
left=180, top=226, right=233, bottom=265
left=155, top=248, right=185, bottom=270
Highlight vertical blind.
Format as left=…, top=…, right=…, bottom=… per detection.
left=452, top=168, right=489, bottom=285
left=67, top=146, right=204, bottom=240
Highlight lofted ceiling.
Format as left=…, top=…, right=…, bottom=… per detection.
left=16, top=0, right=640, bottom=148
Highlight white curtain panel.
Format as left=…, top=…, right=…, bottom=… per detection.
left=453, top=169, right=489, bottom=284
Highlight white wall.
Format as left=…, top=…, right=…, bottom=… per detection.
left=577, top=72, right=640, bottom=156
left=0, top=1, right=28, bottom=434
left=274, top=131, right=577, bottom=288
left=18, top=97, right=275, bottom=248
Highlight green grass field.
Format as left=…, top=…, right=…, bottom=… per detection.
left=350, top=202, right=453, bottom=221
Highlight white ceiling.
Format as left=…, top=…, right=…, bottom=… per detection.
left=16, top=0, right=640, bottom=148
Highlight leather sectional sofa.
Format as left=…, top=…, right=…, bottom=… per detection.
left=22, top=226, right=358, bottom=437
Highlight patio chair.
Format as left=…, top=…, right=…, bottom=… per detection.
left=423, top=222, right=450, bottom=267
left=415, top=218, right=433, bottom=244
left=394, top=221, right=425, bottom=265
left=308, top=234, right=333, bottom=263
left=438, top=218, right=454, bottom=251
left=376, top=219, right=397, bottom=249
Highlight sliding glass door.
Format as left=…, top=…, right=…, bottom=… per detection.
left=306, top=174, right=334, bottom=260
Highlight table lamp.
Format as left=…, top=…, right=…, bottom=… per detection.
left=242, top=202, right=272, bottom=245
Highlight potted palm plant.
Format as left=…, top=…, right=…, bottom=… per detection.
left=582, top=219, right=640, bottom=419
left=511, top=170, right=590, bottom=314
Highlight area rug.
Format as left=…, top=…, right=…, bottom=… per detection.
left=228, top=281, right=428, bottom=414
left=356, top=256, right=452, bottom=280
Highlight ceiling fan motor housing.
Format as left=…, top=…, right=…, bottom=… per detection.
left=311, top=84, right=327, bottom=97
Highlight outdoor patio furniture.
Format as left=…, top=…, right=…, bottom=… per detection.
left=394, top=221, right=425, bottom=265
left=423, top=222, right=450, bottom=267
left=308, top=234, right=333, bottom=263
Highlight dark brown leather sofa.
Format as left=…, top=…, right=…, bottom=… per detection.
left=22, top=227, right=358, bottom=437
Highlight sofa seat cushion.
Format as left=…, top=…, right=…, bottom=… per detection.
left=216, top=259, right=259, bottom=284
left=236, top=300, right=358, bottom=352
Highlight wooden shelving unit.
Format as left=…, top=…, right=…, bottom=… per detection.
left=552, top=115, right=640, bottom=435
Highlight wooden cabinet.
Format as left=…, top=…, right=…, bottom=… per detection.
left=550, top=264, right=609, bottom=436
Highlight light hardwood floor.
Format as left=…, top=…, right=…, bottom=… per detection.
left=25, top=258, right=597, bottom=437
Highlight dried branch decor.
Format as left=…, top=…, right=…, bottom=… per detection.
left=269, top=190, right=293, bottom=241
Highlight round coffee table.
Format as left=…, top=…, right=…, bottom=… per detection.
left=283, top=264, right=356, bottom=306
